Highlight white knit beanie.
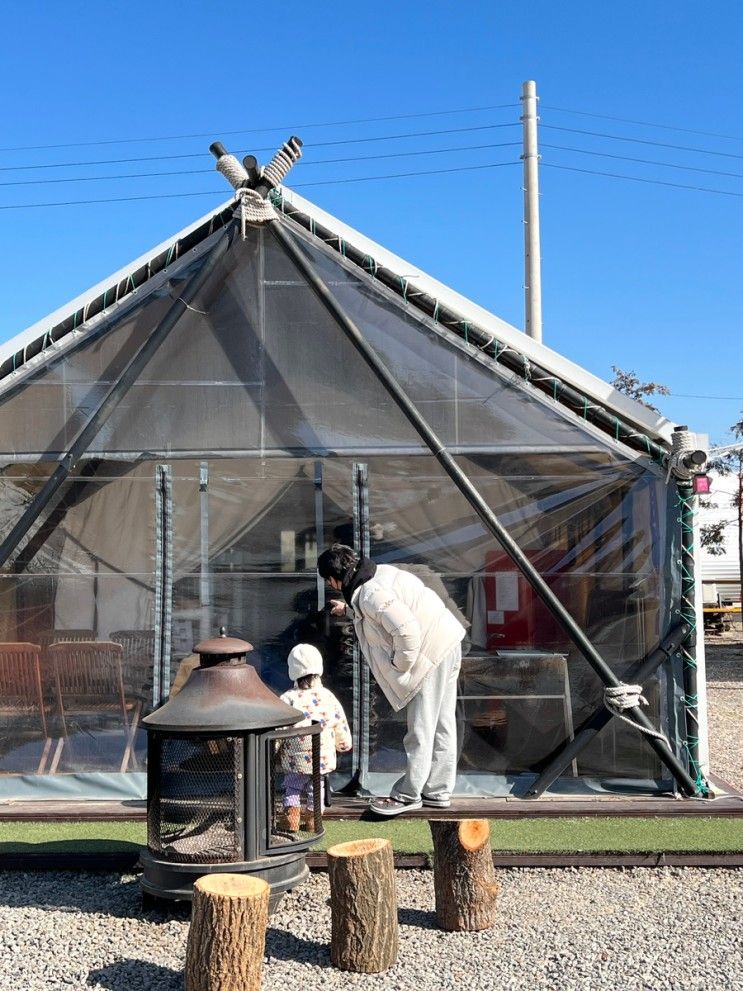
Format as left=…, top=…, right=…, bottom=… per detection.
left=287, top=643, right=323, bottom=682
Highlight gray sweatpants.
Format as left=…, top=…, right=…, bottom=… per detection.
left=391, top=644, right=462, bottom=803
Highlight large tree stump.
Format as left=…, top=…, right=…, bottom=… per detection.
left=327, top=838, right=398, bottom=972
left=185, top=873, right=270, bottom=991
left=429, top=819, right=499, bottom=931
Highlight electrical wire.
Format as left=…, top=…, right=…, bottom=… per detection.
left=542, top=162, right=743, bottom=199
left=0, top=160, right=522, bottom=210
left=541, top=124, right=743, bottom=162
left=542, top=143, right=743, bottom=181
left=0, top=122, right=521, bottom=173
left=670, top=394, right=743, bottom=401
left=295, top=160, right=520, bottom=187
left=0, top=142, right=523, bottom=188
left=541, top=104, right=743, bottom=143
left=0, top=103, right=519, bottom=153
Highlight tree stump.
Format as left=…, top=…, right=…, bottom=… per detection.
left=429, top=819, right=499, bottom=931
left=185, top=873, right=270, bottom=991
left=327, top=838, right=398, bottom=972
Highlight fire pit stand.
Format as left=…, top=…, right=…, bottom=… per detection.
left=140, top=632, right=323, bottom=912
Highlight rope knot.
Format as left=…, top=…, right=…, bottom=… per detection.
left=236, top=188, right=276, bottom=235
left=604, top=683, right=648, bottom=714
left=603, top=682, right=670, bottom=745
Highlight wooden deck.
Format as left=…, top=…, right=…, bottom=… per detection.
left=1, top=776, right=740, bottom=821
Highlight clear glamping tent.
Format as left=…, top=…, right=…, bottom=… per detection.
left=0, top=186, right=708, bottom=803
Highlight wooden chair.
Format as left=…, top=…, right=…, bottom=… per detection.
left=110, top=630, right=156, bottom=707
left=37, top=629, right=96, bottom=651
left=47, top=641, right=141, bottom=774
left=0, top=642, right=53, bottom=773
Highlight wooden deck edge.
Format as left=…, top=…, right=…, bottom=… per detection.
left=0, top=850, right=741, bottom=872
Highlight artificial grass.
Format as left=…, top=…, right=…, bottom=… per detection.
left=0, top=816, right=741, bottom=855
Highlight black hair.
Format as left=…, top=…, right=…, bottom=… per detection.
left=317, top=543, right=359, bottom=581
left=297, top=673, right=322, bottom=690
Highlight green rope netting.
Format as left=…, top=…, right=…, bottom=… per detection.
left=683, top=737, right=708, bottom=794
left=676, top=487, right=708, bottom=795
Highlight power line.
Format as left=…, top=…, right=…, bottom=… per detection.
left=0, top=104, right=519, bottom=153
left=541, top=124, right=743, bottom=162
left=0, top=141, right=523, bottom=189
left=542, top=104, right=743, bottom=144
left=542, top=143, right=743, bottom=181
left=0, top=160, right=521, bottom=210
left=671, top=394, right=743, bottom=402
left=542, top=161, right=743, bottom=199
left=295, top=160, right=520, bottom=188
left=0, top=122, right=520, bottom=173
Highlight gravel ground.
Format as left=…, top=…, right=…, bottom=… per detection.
left=0, top=867, right=741, bottom=991
left=0, top=638, right=740, bottom=991
left=705, top=639, right=743, bottom=792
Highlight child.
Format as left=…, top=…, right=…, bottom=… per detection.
left=279, top=643, right=352, bottom=832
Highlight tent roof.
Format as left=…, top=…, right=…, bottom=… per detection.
left=0, top=186, right=677, bottom=452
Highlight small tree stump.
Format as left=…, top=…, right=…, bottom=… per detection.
left=185, top=873, right=270, bottom=991
left=327, top=838, right=398, bottom=972
left=429, top=819, right=499, bottom=931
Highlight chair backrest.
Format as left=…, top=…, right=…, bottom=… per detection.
left=38, top=629, right=96, bottom=650
left=0, top=642, right=43, bottom=707
left=110, top=630, right=155, bottom=662
left=110, top=630, right=156, bottom=702
left=48, top=641, right=125, bottom=703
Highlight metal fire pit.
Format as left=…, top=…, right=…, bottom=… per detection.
left=140, top=631, right=323, bottom=912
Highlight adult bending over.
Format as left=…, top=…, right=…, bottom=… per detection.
left=317, top=543, right=465, bottom=816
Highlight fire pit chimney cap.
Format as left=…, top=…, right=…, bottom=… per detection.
left=195, top=626, right=253, bottom=661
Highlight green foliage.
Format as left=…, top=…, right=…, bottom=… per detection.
left=610, top=365, right=671, bottom=414
left=701, top=519, right=731, bottom=556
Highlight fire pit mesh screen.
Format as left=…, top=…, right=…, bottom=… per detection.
left=268, top=727, right=322, bottom=848
left=148, top=735, right=242, bottom=864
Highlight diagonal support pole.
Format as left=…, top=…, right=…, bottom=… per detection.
left=523, top=621, right=691, bottom=797
left=271, top=219, right=701, bottom=798
left=0, top=227, right=234, bottom=572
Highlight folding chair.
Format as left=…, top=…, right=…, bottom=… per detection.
left=37, top=629, right=96, bottom=651
left=110, top=630, right=156, bottom=708
left=0, top=642, right=53, bottom=773
left=47, top=640, right=142, bottom=774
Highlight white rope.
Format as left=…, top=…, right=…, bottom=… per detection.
left=174, top=297, right=208, bottom=315
left=236, top=188, right=276, bottom=234
left=603, top=683, right=671, bottom=744
left=262, top=137, right=303, bottom=189
left=215, top=153, right=249, bottom=190
left=666, top=427, right=695, bottom=483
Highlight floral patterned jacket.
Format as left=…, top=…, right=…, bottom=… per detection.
left=278, top=685, right=352, bottom=774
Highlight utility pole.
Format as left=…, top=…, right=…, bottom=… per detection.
left=521, top=80, right=543, bottom=342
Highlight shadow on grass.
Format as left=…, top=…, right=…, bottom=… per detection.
left=88, top=959, right=181, bottom=990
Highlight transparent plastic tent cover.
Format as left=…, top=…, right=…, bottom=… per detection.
left=0, top=220, right=683, bottom=800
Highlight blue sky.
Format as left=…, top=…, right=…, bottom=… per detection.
left=1, top=2, right=742, bottom=445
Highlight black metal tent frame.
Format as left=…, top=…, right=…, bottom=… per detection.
left=0, top=189, right=706, bottom=797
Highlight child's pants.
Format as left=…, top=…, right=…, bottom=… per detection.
left=283, top=771, right=314, bottom=809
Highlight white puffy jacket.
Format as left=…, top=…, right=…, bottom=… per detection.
left=350, top=564, right=466, bottom=711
